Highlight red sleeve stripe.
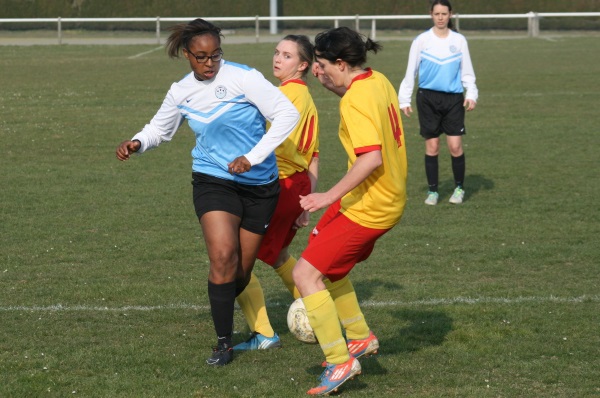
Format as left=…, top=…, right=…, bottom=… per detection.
left=354, top=144, right=381, bottom=155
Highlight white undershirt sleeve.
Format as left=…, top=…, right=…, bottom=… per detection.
left=242, top=70, right=299, bottom=166
left=131, top=88, right=185, bottom=153
left=460, top=40, right=478, bottom=102
left=398, top=38, right=420, bottom=108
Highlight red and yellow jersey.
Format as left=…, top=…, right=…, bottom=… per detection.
left=338, top=69, right=408, bottom=229
left=274, top=79, right=319, bottom=179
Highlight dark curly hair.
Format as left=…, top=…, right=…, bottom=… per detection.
left=166, top=18, right=223, bottom=58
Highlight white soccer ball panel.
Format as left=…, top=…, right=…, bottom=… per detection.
left=286, top=298, right=317, bottom=344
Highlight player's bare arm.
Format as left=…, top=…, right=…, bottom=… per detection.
left=299, top=150, right=382, bottom=213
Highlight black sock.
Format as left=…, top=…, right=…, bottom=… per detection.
left=425, top=154, right=439, bottom=192
left=451, top=154, right=466, bottom=188
left=207, top=280, right=236, bottom=347
left=235, top=274, right=251, bottom=297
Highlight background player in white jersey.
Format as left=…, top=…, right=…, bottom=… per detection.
left=115, top=18, right=299, bottom=366
left=398, top=0, right=478, bottom=205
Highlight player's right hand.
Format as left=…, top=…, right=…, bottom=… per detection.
left=116, top=140, right=140, bottom=161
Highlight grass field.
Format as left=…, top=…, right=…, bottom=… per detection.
left=1, top=34, right=599, bottom=397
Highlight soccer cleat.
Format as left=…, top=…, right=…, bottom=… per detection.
left=347, top=330, right=379, bottom=359
left=206, top=343, right=233, bottom=366
left=449, top=187, right=465, bottom=204
left=320, top=331, right=380, bottom=368
left=424, top=191, right=439, bottom=205
left=307, top=357, right=361, bottom=395
left=233, top=332, right=282, bottom=351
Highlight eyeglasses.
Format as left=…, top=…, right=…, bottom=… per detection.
left=186, top=49, right=224, bottom=64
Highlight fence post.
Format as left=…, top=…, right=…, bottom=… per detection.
left=355, top=14, right=359, bottom=32
left=57, top=17, right=62, bottom=45
left=269, top=0, right=277, bottom=34
left=454, top=12, right=459, bottom=31
left=334, top=19, right=339, bottom=28
left=528, top=11, right=539, bottom=37
left=255, top=15, right=260, bottom=43
left=371, top=19, right=376, bottom=40
left=156, top=16, right=160, bottom=44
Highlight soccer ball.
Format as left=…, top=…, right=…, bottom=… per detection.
left=286, top=298, right=317, bottom=344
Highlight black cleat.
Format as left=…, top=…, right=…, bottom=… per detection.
left=206, top=343, right=234, bottom=366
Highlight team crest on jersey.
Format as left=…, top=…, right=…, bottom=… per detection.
left=449, top=45, right=458, bottom=53
left=215, top=85, right=227, bottom=99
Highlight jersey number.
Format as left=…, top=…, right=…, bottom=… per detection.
left=387, top=104, right=403, bottom=148
left=298, top=115, right=316, bottom=155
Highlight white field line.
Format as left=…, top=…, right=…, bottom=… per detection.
left=127, top=46, right=163, bottom=59
left=0, top=295, right=597, bottom=312
left=488, top=91, right=598, bottom=97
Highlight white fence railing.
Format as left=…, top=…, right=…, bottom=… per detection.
left=1, top=12, right=599, bottom=44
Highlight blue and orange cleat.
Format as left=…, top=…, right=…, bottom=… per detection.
left=233, top=332, right=282, bottom=351
left=347, top=330, right=379, bottom=359
left=307, top=357, right=361, bottom=395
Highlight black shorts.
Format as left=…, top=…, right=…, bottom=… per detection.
left=192, top=172, right=280, bottom=235
left=416, top=88, right=466, bottom=139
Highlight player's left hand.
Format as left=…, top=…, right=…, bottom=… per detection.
left=228, top=156, right=251, bottom=174
left=464, top=99, right=476, bottom=111
left=299, top=192, right=332, bottom=213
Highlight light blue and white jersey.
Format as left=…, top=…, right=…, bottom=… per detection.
left=132, top=60, right=299, bottom=185
left=398, top=28, right=478, bottom=108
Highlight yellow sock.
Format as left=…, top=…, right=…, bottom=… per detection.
left=303, top=290, right=349, bottom=364
left=325, top=277, right=370, bottom=340
left=274, top=255, right=301, bottom=299
left=235, top=273, right=274, bottom=337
